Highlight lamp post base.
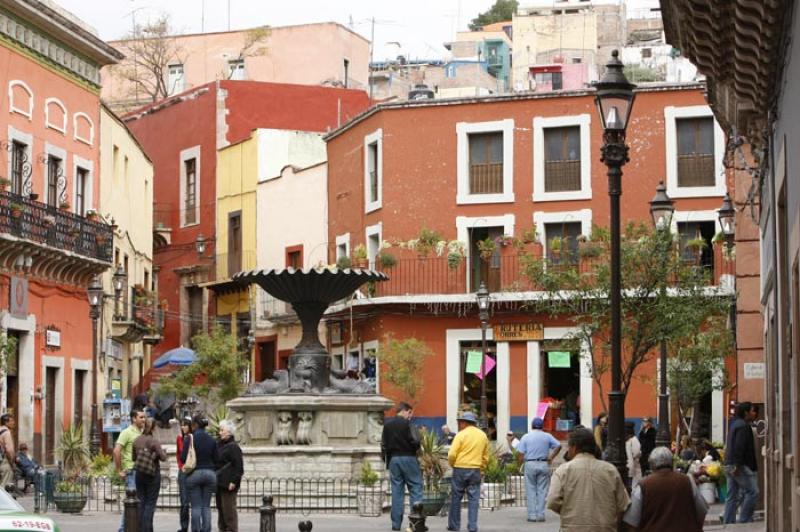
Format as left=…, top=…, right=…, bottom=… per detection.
left=89, top=403, right=101, bottom=456
left=606, top=390, right=628, bottom=487
left=655, top=392, right=671, bottom=449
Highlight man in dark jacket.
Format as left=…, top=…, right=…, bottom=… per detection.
left=638, top=417, right=657, bottom=474
left=381, top=402, right=422, bottom=531
left=723, top=401, right=759, bottom=524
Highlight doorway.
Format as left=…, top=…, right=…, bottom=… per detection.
left=542, top=344, right=580, bottom=424
left=469, top=227, right=503, bottom=292
left=460, top=341, right=497, bottom=439
left=5, top=331, right=19, bottom=447
left=45, top=367, right=57, bottom=465
left=257, top=341, right=276, bottom=381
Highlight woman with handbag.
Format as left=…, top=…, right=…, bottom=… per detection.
left=181, top=414, right=218, bottom=532
left=176, top=417, right=193, bottom=532
left=215, top=420, right=244, bottom=532
left=132, top=418, right=167, bottom=532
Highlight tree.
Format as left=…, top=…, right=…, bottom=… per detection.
left=378, top=335, right=434, bottom=403
left=157, top=327, right=247, bottom=406
left=521, top=223, right=731, bottom=411
left=469, top=0, right=518, bottom=31
left=668, top=315, right=733, bottom=441
left=112, top=14, right=186, bottom=104
left=223, top=26, right=270, bottom=79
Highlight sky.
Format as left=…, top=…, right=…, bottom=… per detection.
left=54, top=0, right=658, bottom=62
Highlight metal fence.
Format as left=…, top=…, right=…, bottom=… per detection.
left=34, top=473, right=532, bottom=515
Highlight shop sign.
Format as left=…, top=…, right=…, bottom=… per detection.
left=45, top=328, right=60, bottom=348
left=492, top=322, right=544, bottom=341
left=9, top=277, right=27, bottom=318
left=744, top=362, right=765, bottom=379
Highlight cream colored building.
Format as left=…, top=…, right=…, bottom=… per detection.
left=101, top=22, right=370, bottom=111
left=512, top=1, right=625, bottom=89
left=98, top=105, right=156, bottom=401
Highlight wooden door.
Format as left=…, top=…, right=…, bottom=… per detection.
left=45, top=368, right=56, bottom=465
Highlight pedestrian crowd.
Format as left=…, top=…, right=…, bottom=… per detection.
left=113, top=409, right=244, bottom=532
left=381, top=400, right=761, bottom=531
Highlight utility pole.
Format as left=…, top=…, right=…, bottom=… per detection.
left=369, top=17, right=375, bottom=101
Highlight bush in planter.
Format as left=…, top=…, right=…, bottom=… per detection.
left=377, top=251, right=397, bottom=269
left=417, top=427, right=449, bottom=516
left=352, top=244, right=368, bottom=267
left=356, top=460, right=383, bottom=517
left=54, top=424, right=90, bottom=513
left=481, top=453, right=508, bottom=510
left=0, top=177, right=10, bottom=190
left=336, top=256, right=352, bottom=269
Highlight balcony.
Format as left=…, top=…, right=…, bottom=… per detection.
left=0, top=190, right=113, bottom=284
left=111, top=289, right=164, bottom=344
left=677, top=154, right=715, bottom=187
left=153, top=201, right=172, bottom=248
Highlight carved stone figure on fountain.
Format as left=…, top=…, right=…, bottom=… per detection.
left=246, top=369, right=290, bottom=395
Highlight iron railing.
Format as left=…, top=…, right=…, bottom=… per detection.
left=677, top=154, right=715, bottom=187
left=0, top=189, right=113, bottom=262
left=468, top=162, right=504, bottom=194
left=544, top=160, right=581, bottom=192
left=33, top=473, right=535, bottom=515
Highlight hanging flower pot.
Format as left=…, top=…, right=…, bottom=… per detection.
left=9, top=202, right=23, bottom=218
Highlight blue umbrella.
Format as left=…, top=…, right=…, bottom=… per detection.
left=153, top=347, right=197, bottom=369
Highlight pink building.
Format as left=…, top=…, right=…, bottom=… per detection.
left=102, top=22, right=370, bottom=111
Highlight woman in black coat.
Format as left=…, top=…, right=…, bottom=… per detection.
left=215, top=420, right=244, bottom=532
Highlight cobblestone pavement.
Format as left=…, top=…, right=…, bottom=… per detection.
left=19, top=496, right=765, bottom=532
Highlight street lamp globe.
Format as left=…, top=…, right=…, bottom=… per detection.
left=718, top=192, right=736, bottom=240
left=87, top=275, right=104, bottom=310
left=195, top=234, right=207, bottom=256
left=112, top=265, right=127, bottom=295
left=649, top=181, right=675, bottom=229
left=476, top=282, right=490, bottom=321
left=595, top=50, right=636, bottom=133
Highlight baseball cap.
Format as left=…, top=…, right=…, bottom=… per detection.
left=532, top=417, right=544, bottom=429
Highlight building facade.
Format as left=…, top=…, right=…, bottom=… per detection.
left=661, top=0, right=797, bottom=527
left=98, top=105, right=157, bottom=405
left=0, top=0, right=121, bottom=463
left=124, top=81, right=370, bottom=387
left=102, top=23, right=370, bottom=112
left=324, top=84, right=735, bottom=440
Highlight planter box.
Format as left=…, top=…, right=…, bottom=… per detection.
left=481, top=482, right=504, bottom=510
left=356, top=485, right=383, bottom=517
left=54, top=491, right=88, bottom=514
left=421, top=489, right=447, bottom=516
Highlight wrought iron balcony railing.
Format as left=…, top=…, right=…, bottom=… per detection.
left=0, top=189, right=113, bottom=263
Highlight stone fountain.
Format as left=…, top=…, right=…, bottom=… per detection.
left=226, top=267, right=393, bottom=477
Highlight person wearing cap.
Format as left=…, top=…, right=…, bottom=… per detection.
left=638, top=417, right=656, bottom=475
left=381, top=402, right=422, bottom=531
left=176, top=417, right=192, bottom=532
left=447, top=411, right=489, bottom=532
left=515, top=417, right=562, bottom=522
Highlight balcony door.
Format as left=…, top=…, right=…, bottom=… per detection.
left=469, top=226, right=503, bottom=292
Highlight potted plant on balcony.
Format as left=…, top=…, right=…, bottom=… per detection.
left=0, top=177, right=10, bottom=191
left=447, top=240, right=466, bottom=270
left=352, top=244, right=368, bottom=268
left=418, top=426, right=449, bottom=516
left=336, top=255, right=352, bottom=270
left=59, top=200, right=71, bottom=211
left=548, top=236, right=563, bottom=260
left=378, top=251, right=396, bottom=269
left=9, top=201, right=24, bottom=218
left=355, top=460, right=383, bottom=517
left=85, top=209, right=99, bottom=221
left=685, top=237, right=707, bottom=264
left=477, top=237, right=496, bottom=261
left=414, top=227, right=444, bottom=257
left=54, top=424, right=90, bottom=514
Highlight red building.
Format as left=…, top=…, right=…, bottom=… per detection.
left=324, top=84, right=735, bottom=440
left=0, top=1, right=121, bottom=462
left=123, top=80, right=370, bottom=384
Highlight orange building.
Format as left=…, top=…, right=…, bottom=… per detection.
left=323, top=83, right=736, bottom=441
left=0, top=1, right=121, bottom=463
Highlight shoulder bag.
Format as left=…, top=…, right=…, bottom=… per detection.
left=134, top=441, right=158, bottom=476
left=183, top=434, right=197, bottom=474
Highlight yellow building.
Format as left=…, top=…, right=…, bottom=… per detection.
left=209, top=134, right=259, bottom=363
left=98, top=105, right=157, bottom=400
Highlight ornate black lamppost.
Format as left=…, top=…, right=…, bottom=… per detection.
left=595, top=49, right=636, bottom=485
left=86, top=275, right=105, bottom=456
left=476, top=282, right=490, bottom=431
left=718, top=193, right=736, bottom=251
left=649, top=182, right=675, bottom=449
left=112, top=265, right=127, bottom=319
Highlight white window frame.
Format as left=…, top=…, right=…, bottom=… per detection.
left=228, top=59, right=245, bottom=80
left=72, top=156, right=94, bottom=215
left=364, top=129, right=383, bottom=213
left=73, top=112, right=95, bottom=146
left=43, top=142, right=67, bottom=207
left=8, top=80, right=33, bottom=120
left=179, top=146, right=201, bottom=227
left=533, top=114, right=592, bottom=201
left=335, top=233, right=351, bottom=260
left=365, top=223, right=382, bottom=269
left=670, top=209, right=721, bottom=236
left=7, top=126, right=33, bottom=191
left=456, top=214, right=515, bottom=291
left=533, top=209, right=592, bottom=259
left=362, top=339, right=380, bottom=393
left=44, top=97, right=67, bottom=134
left=664, top=105, right=726, bottom=198
left=168, top=63, right=185, bottom=95
left=456, top=119, right=515, bottom=204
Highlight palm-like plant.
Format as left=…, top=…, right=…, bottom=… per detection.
left=57, top=424, right=90, bottom=487
left=417, top=427, right=447, bottom=492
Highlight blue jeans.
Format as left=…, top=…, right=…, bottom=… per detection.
left=186, top=469, right=217, bottom=532
left=117, top=471, right=136, bottom=532
left=724, top=465, right=759, bottom=523
left=389, top=456, right=423, bottom=529
left=448, top=468, right=481, bottom=532
left=178, top=471, right=190, bottom=532
left=135, top=471, right=161, bottom=532
left=524, top=461, right=551, bottom=520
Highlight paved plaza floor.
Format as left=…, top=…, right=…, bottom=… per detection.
left=17, top=496, right=766, bottom=532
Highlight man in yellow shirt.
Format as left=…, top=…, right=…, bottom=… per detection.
left=447, top=412, right=489, bottom=532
